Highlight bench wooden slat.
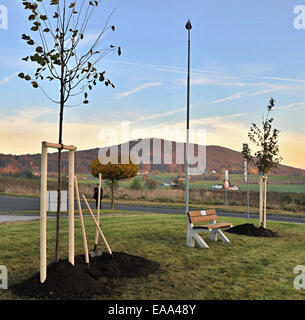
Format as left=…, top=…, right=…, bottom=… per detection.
left=190, top=215, right=218, bottom=223
left=188, top=210, right=216, bottom=217
left=194, top=222, right=232, bottom=230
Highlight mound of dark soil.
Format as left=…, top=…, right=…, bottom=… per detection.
left=76, top=251, right=160, bottom=279
left=11, top=252, right=160, bottom=300
left=226, top=223, right=278, bottom=237
left=11, top=259, right=107, bottom=300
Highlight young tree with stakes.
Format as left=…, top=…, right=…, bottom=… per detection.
left=90, top=158, right=139, bottom=209
left=246, top=98, right=282, bottom=228
left=19, top=0, right=121, bottom=262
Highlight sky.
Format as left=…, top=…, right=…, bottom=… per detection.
left=1, top=0, right=305, bottom=170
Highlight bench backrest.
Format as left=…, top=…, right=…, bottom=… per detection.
left=187, top=210, right=217, bottom=225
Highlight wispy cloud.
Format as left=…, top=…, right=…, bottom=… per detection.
left=16, top=106, right=55, bottom=120
left=0, top=72, right=17, bottom=86
left=250, top=85, right=290, bottom=96
left=138, top=107, right=185, bottom=121
left=104, top=59, right=223, bottom=76
left=77, top=32, right=101, bottom=47
left=210, top=85, right=290, bottom=105
left=210, top=91, right=249, bottom=104
left=277, top=101, right=305, bottom=111
left=256, top=76, right=305, bottom=84
left=115, top=82, right=162, bottom=98
left=190, top=77, right=247, bottom=86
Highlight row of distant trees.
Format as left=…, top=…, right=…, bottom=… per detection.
left=129, top=178, right=158, bottom=191
left=0, top=170, right=39, bottom=179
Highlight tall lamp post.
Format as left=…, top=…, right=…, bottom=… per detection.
left=185, top=19, right=192, bottom=215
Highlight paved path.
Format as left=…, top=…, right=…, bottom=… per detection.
left=1, top=194, right=305, bottom=224
left=0, top=215, right=39, bottom=223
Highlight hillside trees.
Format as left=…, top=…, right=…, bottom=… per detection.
left=145, top=178, right=158, bottom=190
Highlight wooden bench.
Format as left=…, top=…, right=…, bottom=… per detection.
left=186, top=210, right=233, bottom=248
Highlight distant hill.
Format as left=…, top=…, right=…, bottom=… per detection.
left=0, top=138, right=305, bottom=177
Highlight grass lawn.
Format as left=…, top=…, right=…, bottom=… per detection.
left=1, top=213, right=305, bottom=300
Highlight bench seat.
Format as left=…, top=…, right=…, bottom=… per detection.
left=194, top=222, right=233, bottom=230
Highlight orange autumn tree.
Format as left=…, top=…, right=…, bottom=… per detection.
left=90, top=158, right=139, bottom=209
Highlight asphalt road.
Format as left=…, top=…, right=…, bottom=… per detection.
left=1, top=194, right=305, bottom=224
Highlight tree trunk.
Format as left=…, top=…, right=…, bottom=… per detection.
left=247, top=170, right=250, bottom=219
left=111, top=179, right=114, bottom=209
left=263, top=176, right=267, bottom=228
left=55, top=35, right=65, bottom=262
left=55, top=104, right=64, bottom=262
left=259, top=176, right=263, bottom=227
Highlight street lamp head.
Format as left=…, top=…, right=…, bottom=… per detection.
left=185, top=19, right=192, bottom=30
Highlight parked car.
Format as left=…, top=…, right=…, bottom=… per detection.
left=210, top=183, right=239, bottom=191
left=211, top=184, right=224, bottom=190
left=228, top=185, right=239, bottom=191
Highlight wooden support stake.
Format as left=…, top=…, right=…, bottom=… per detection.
left=83, top=195, right=112, bottom=255
left=259, top=175, right=268, bottom=229
left=259, top=176, right=263, bottom=227
left=95, top=173, right=102, bottom=247
left=40, top=143, right=48, bottom=284
left=68, top=150, right=75, bottom=265
left=43, top=141, right=77, bottom=151
left=74, top=176, right=89, bottom=265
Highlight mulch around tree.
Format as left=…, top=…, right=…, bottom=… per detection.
left=11, top=252, right=160, bottom=300
left=226, top=223, right=279, bottom=237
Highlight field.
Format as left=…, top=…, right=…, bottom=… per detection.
left=2, top=173, right=305, bottom=193
left=72, top=173, right=305, bottom=193
left=1, top=213, right=305, bottom=300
